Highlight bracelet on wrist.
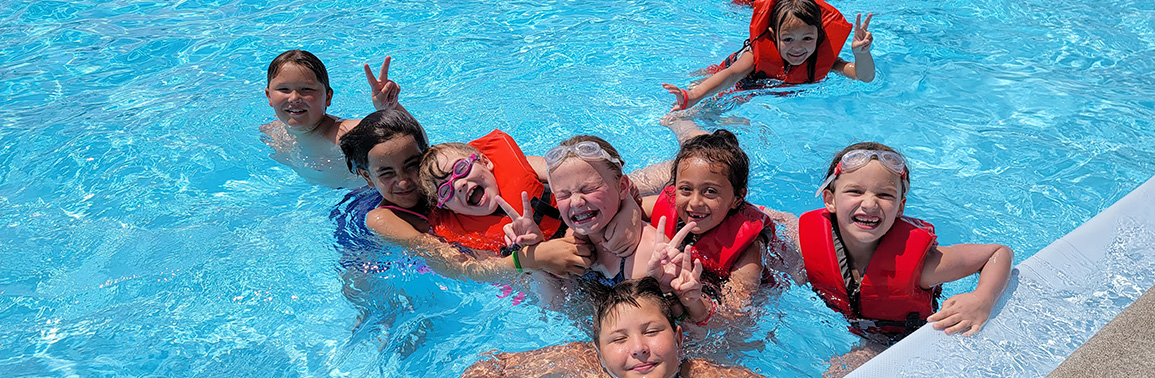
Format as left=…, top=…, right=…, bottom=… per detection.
left=695, top=298, right=717, bottom=327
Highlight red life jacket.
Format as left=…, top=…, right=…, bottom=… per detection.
left=746, top=0, right=852, bottom=84
left=799, top=209, right=939, bottom=337
left=651, top=186, right=769, bottom=278
left=429, top=130, right=564, bottom=251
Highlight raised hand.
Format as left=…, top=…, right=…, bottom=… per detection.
left=851, top=13, right=874, bottom=54
left=669, top=246, right=704, bottom=301
left=661, top=83, right=691, bottom=111
left=364, top=56, right=401, bottom=111
left=499, top=191, right=544, bottom=246
left=646, top=216, right=696, bottom=291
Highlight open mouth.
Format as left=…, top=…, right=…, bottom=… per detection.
left=285, top=108, right=306, bottom=116
left=686, top=211, right=709, bottom=221
left=466, top=186, right=484, bottom=207
left=570, top=210, right=598, bottom=225
left=852, top=214, right=881, bottom=228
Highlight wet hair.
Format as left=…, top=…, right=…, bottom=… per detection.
left=671, top=129, right=749, bottom=199
left=766, top=0, right=826, bottom=83
left=267, top=49, right=332, bottom=93
left=340, top=108, right=429, bottom=173
left=417, top=142, right=483, bottom=202
left=553, top=135, right=626, bottom=179
left=822, top=142, right=910, bottom=197
left=591, top=277, right=677, bottom=345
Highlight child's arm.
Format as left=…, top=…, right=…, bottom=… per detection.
left=831, top=13, right=875, bottom=82
left=717, top=241, right=763, bottom=316
left=366, top=207, right=593, bottom=281
left=661, top=52, right=756, bottom=111
left=921, top=243, right=1014, bottom=336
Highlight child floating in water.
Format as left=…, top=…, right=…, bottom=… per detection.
left=662, top=0, right=876, bottom=111
left=802, top=142, right=1013, bottom=374
left=261, top=51, right=406, bottom=188
left=462, top=277, right=765, bottom=377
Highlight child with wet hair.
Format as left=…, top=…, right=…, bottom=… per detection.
left=262, top=50, right=407, bottom=188
left=642, top=129, right=803, bottom=323
left=802, top=141, right=1013, bottom=374
left=662, top=0, right=876, bottom=111
left=461, top=277, right=764, bottom=378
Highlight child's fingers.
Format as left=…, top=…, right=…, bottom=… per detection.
left=854, top=13, right=861, bottom=31
left=378, top=56, right=392, bottom=82
left=961, top=322, right=983, bottom=337
left=521, top=191, right=534, bottom=220
left=496, top=196, right=521, bottom=220
left=655, top=216, right=669, bottom=245
left=669, top=221, right=697, bottom=247
left=862, top=13, right=873, bottom=31
left=363, top=64, right=380, bottom=90
left=944, top=319, right=972, bottom=335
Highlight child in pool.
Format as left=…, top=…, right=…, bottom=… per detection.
left=501, top=135, right=713, bottom=323
left=641, top=129, right=803, bottom=319
left=461, top=277, right=764, bottom=378
left=261, top=51, right=405, bottom=188
left=803, top=142, right=1013, bottom=373
left=341, top=109, right=597, bottom=281
left=661, top=0, right=876, bottom=111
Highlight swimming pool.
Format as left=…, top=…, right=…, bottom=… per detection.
left=1, top=0, right=1153, bottom=376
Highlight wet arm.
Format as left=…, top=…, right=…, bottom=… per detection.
left=717, top=241, right=764, bottom=318
left=366, top=209, right=588, bottom=281
left=680, top=53, right=756, bottom=109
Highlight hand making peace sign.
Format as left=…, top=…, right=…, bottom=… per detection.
left=851, top=13, right=874, bottom=54
left=647, top=216, right=698, bottom=291
left=499, top=191, right=545, bottom=247
left=364, top=56, right=401, bottom=111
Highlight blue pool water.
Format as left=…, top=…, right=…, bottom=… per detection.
left=2, top=0, right=1153, bottom=376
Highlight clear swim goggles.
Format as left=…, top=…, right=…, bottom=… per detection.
left=815, top=149, right=909, bottom=197
left=544, top=141, right=622, bottom=169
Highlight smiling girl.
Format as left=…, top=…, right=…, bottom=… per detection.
left=661, top=0, right=875, bottom=111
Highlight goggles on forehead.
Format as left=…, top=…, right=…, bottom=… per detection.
left=544, top=141, right=622, bottom=170
left=815, top=149, right=909, bottom=197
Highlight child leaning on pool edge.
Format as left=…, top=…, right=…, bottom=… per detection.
left=801, top=142, right=1013, bottom=371
left=662, top=0, right=876, bottom=111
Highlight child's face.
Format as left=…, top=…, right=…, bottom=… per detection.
left=433, top=151, right=500, bottom=216
left=359, top=134, right=423, bottom=208
left=549, top=158, right=626, bottom=236
left=265, top=63, right=332, bottom=131
left=773, top=15, right=819, bottom=66
left=675, top=158, right=742, bottom=235
left=596, top=299, right=682, bottom=378
left=823, top=160, right=906, bottom=249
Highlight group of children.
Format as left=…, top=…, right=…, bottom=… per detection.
left=259, top=0, right=1012, bottom=376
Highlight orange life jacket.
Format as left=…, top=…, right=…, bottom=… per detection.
left=746, top=0, right=852, bottom=84
left=799, top=209, right=940, bottom=338
left=651, top=186, right=769, bottom=278
left=429, top=130, right=564, bottom=251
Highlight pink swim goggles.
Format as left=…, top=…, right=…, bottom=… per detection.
left=436, top=153, right=479, bottom=207
left=815, top=149, right=909, bottom=197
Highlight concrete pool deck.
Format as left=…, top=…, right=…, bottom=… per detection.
left=1047, top=284, right=1155, bottom=377
left=847, top=175, right=1155, bottom=377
